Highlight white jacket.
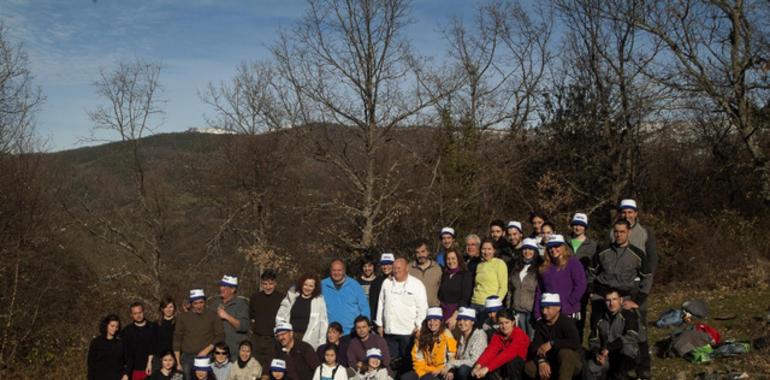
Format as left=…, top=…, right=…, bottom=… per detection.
left=276, top=287, right=328, bottom=349
left=375, top=275, right=428, bottom=335
left=312, top=363, right=348, bottom=380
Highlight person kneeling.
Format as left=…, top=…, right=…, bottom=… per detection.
left=471, top=309, right=530, bottom=380
left=524, top=293, right=582, bottom=380
left=402, top=307, right=457, bottom=380
left=584, top=289, right=639, bottom=380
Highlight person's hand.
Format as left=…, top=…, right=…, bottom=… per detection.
left=622, top=300, right=639, bottom=310
left=377, top=326, right=384, bottom=336
left=145, top=361, right=152, bottom=375
left=217, top=304, right=231, bottom=320
left=446, top=316, right=457, bottom=331
left=445, top=371, right=455, bottom=380
left=440, top=366, right=450, bottom=376
left=176, top=363, right=183, bottom=371
left=596, top=349, right=608, bottom=365
left=472, top=365, right=488, bottom=378
left=121, top=375, right=129, bottom=380
left=537, top=341, right=552, bottom=357
left=431, top=368, right=443, bottom=376
left=538, top=361, right=551, bottom=379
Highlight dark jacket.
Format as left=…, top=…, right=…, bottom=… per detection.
left=250, top=290, right=283, bottom=336
left=87, top=336, right=127, bottom=380
left=122, top=322, right=157, bottom=374
left=529, top=314, right=581, bottom=363
left=268, top=339, right=320, bottom=380
left=590, top=243, right=652, bottom=305
left=367, top=274, right=387, bottom=319
left=588, top=309, right=639, bottom=358
left=156, top=318, right=175, bottom=356
left=438, top=269, right=473, bottom=307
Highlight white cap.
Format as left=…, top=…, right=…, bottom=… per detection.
left=219, top=274, right=238, bottom=287
left=273, top=321, right=293, bottom=335
left=521, top=238, right=540, bottom=251
left=571, top=213, right=588, bottom=227
left=506, top=221, right=523, bottom=232
left=457, top=307, right=477, bottom=321
left=440, top=227, right=456, bottom=237
left=380, top=253, right=395, bottom=264
left=485, top=296, right=504, bottom=312
left=189, top=289, right=205, bottom=301
left=541, top=293, right=561, bottom=307
left=366, top=347, right=383, bottom=359
left=193, top=356, right=211, bottom=371
left=270, top=359, right=287, bottom=372
left=546, top=234, right=566, bottom=247
left=426, top=307, right=443, bottom=320
left=619, top=199, right=638, bottom=210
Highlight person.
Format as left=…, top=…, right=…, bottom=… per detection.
left=347, top=316, right=390, bottom=372
left=533, top=235, right=587, bottom=332
left=174, top=289, right=225, bottom=379
left=267, top=359, right=287, bottom=380
left=489, top=219, right=513, bottom=260
left=442, top=308, right=487, bottom=380
left=585, top=289, right=639, bottom=380
left=210, top=342, right=231, bottom=380
left=192, top=356, right=217, bottom=380
left=322, top=259, right=371, bottom=335
left=471, top=309, right=530, bottom=379
left=250, top=270, right=283, bottom=366
left=264, top=322, right=320, bottom=380
left=209, top=275, right=251, bottom=360
left=368, top=253, right=395, bottom=320
left=312, top=345, right=348, bottom=380
left=375, top=257, right=428, bottom=367
left=438, top=249, right=473, bottom=330
left=276, top=273, right=329, bottom=349
left=470, top=238, right=508, bottom=312
left=508, top=238, right=542, bottom=339
left=88, top=314, right=128, bottom=380
left=609, top=199, right=658, bottom=380
left=357, top=257, right=378, bottom=299
left=316, top=322, right=350, bottom=367
left=479, top=296, right=504, bottom=338
left=148, top=351, right=183, bottom=380
left=123, top=301, right=158, bottom=380
left=351, top=348, right=391, bottom=380
left=528, top=212, right=546, bottom=240
left=463, top=235, right=482, bottom=276
left=538, top=222, right=555, bottom=257
left=505, top=221, right=525, bottom=261
left=229, top=340, right=263, bottom=380
left=436, top=227, right=458, bottom=267
left=568, top=212, right=597, bottom=341
left=401, top=307, right=457, bottom=380
left=523, top=293, right=582, bottom=380
left=155, top=297, right=177, bottom=371
left=408, top=239, right=443, bottom=307
left=590, top=219, right=653, bottom=380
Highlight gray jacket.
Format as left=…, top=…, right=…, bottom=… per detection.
left=209, top=295, right=251, bottom=357
left=508, top=264, right=538, bottom=313
left=589, top=309, right=639, bottom=358
left=590, top=244, right=652, bottom=305
left=446, top=328, right=487, bottom=369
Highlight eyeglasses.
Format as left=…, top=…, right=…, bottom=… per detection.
left=214, top=351, right=228, bottom=355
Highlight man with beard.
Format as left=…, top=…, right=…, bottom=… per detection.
left=408, top=239, right=442, bottom=307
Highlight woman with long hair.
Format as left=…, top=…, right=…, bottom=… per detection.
left=534, top=234, right=587, bottom=329
left=508, top=238, right=542, bottom=339
left=155, top=297, right=177, bottom=370
left=276, top=273, right=329, bottom=349
left=402, top=308, right=457, bottom=380
left=441, top=308, right=487, bottom=380
left=471, top=309, right=530, bottom=379
left=470, top=238, right=508, bottom=314
left=437, top=249, right=473, bottom=331
left=87, top=314, right=127, bottom=380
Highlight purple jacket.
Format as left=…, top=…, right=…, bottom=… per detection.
left=534, top=256, right=587, bottom=319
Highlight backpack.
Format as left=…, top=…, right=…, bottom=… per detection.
left=695, top=323, right=721, bottom=344
left=655, top=308, right=684, bottom=328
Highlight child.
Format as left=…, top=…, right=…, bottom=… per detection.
left=353, top=348, right=392, bottom=380
left=268, top=359, right=287, bottom=380
left=148, top=351, right=183, bottom=380
left=313, top=345, right=348, bottom=380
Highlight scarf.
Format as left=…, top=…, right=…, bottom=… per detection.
left=237, top=357, right=249, bottom=369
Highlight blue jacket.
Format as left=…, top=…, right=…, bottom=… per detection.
left=321, top=276, right=370, bottom=334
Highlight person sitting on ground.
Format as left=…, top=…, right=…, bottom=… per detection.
left=402, top=307, right=457, bottom=380
left=441, top=307, right=487, bottom=380
left=276, top=273, right=329, bottom=349
left=267, top=359, right=287, bottom=380
left=508, top=238, right=541, bottom=339
left=312, top=345, right=348, bottom=380
left=471, top=309, right=530, bottom=379
left=228, top=340, right=262, bottom=380
left=148, top=351, right=183, bottom=380
left=352, top=348, right=392, bottom=380
left=524, top=293, right=582, bottom=380
left=263, top=322, right=320, bottom=380
left=585, top=289, right=639, bottom=380
left=192, top=356, right=217, bottom=380
left=480, top=296, right=505, bottom=338
left=347, top=316, right=390, bottom=373
left=316, top=322, right=349, bottom=367
left=210, top=342, right=231, bottom=380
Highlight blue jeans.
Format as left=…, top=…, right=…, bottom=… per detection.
left=452, top=365, right=473, bottom=380
left=181, top=352, right=196, bottom=380
left=514, top=311, right=534, bottom=340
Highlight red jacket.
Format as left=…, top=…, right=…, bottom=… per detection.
left=476, top=327, right=530, bottom=372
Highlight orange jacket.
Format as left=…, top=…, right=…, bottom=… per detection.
left=411, top=329, right=457, bottom=377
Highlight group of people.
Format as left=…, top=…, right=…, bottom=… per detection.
left=88, top=198, right=658, bottom=380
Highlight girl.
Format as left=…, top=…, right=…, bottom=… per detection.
left=268, top=359, right=287, bottom=380
left=227, top=340, right=262, bottom=380
left=312, top=344, right=348, bottom=380
left=352, top=348, right=391, bottom=380
left=148, top=351, right=183, bottom=380
left=402, top=307, right=457, bottom=380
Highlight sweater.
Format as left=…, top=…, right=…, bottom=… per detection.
left=408, top=260, right=443, bottom=307
left=410, top=329, right=457, bottom=377
left=276, top=288, right=328, bottom=349
left=87, top=336, right=127, bottom=380
left=322, top=276, right=370, bottom=334
left=534, top=256, right=587, bottom=319
left=312, top=363, right=348, bottom=380
left=529, top=314, right=581, bottom=362
left=438, top=269, right=473, bottom=309
left=156, top=318, right=175, bottom=356
left=346, top=333, right=390, bottom=369
left=446, top=328, right=487, bottom=369
left=471, top=258, right=508, bottom=305
left=476, top=328, right=530, bottom=372
left=211, top=360, right=231, bottom=380
left=122, top=321, right=157, bottom=374
left=209, top=295, right=251, bottom=358
left=173, top=308, right=225, bottom=355
left=227, top=357, right=262, bottom=380
left=249, top=290, right=283, bottom=337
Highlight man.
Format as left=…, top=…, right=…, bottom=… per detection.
left=174, top=289, right=225, bottom=379
left=357, top=256, right=378, bottom=299
left=569, top=212, right=597, bottom=341
left=524, top=293, right=582, bottom=380
left=408, top=239, right=442, bottom=307
left=436, top=226, right=457, bottom=267
left=322, top=259, right=370, bottom=334
left=122, top=302, right=157, bottom=380
left=263, top=322, right=320, bottom=380
left=376, top=257, right=428, bottom=365
left=249, top=269, right=282, bottom=366
left=209, top=274, right=250, bottom=359
left=368, top=253, right=395, bottom=319
left=504, top=221, right=524, bottom=267
left=585, top=289, right=639, bottom=380
left=591, top=219, right=653, bottom=380
left=464, top=234, right=483, bottom=276
left=347, top=316, right=391, bottom=372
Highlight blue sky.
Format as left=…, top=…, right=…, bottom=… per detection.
left=1, top=0, right=483, bottom=151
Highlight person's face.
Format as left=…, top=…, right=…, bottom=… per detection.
left=445, top=252, right=459, bottom=269
left=393, top=260, right=408, bottom=281
left=162, top=303, right=176, bottom=318
left=457, top=318, right=473, bottom=334
left=362, top=263, right=375, bottom=277
left=238, top=345, right=252, bottom=362
left=441, top=235, right=455, bottom=249
left=276, top=330, right=293, bottom=347
left=606, top=292, right=622, bottom=314
left=487, top=311, right=497, bottom=322
left=613, top=224, right=630, bottom=245
left=301, top=279, right=316, bottom=297
left=489, top=225, right=504, bottom=241
left=162, top=354, right=175, bottom=370
left=522, top=248, right=536, bottom=260
left=547, top=244, right=564, bottom=260
left=381, top=263, right=393, bottom=275
left=621, top=209, right=638, bottom=225
left=571, top=224, right=585, bottom=237
left=130, top=305, right=145, bottom=323
left=542, top=225, right=553, bottom=239
left=261, top=279, right=277, bottom=294
left=481, top=242, right=495, bottom=261
left=327, top=327, right=342, bottom=343
left=191, top=299, right=205, bottom=313
left=355, top=320, right=370, bottom=339
left=107, top=321, right=120, bottom=337
left=465, top=239, right=480, bottom=257
left=272, top=371, right=285, bottom=379
left=330, top=262, right=345, bottom=283
left=427, top=318, right=441, bottom=333
left=542, top=306, right=560, bottom=323
left=214, top=347, right=229, bottom=364
left=498, top=317, right=514, bottom=336
left=219, top=285, right=235, bottom=300
left=415, top=244, right=430, bottom=264
left=531, top=216, right=544, bottom=234
left=367, top=357, right=381, bottom=369
left=506, top=228, right=522, bottom=245
left=194, top=370, right=208, bottom=379
left=324, top=349, right=336, bottom=365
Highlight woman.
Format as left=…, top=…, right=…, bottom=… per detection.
left=528, top=211, right=546, bottom=239
left=538, top=221, right=555, bottom=256
left=315, top=322, right=349, bottom=367
left=211, top=342, right=232, bottom=380
left=155, top=297, right=177, bottom=370
left=471, top=309, right=530, bottom=379
left=437, top=249, right=473, bottom=330
left=508, top=238, right=542, bottom=339
left=470, top=238, right=508, bottom=313
left=534, top=234, right=587, bottom=328
left=441, top=308, right=487, bottom=380
left=402, top=307, right=457, bottom=380
left=87, top=314, right=127, bottom=380
left=276, top=273, right=329, bottom=349
left=148, top=351, right=183, bottom=380
left=227, top=340, right=263, bottom=380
